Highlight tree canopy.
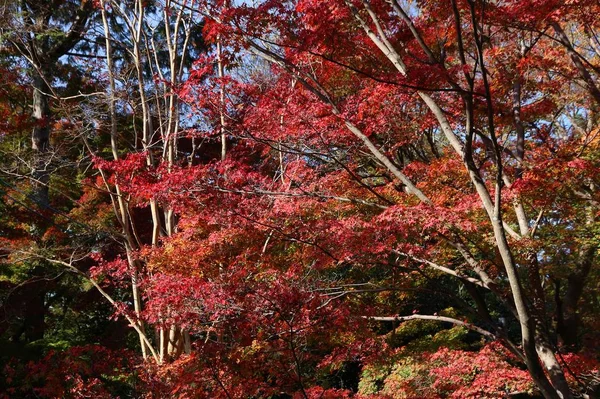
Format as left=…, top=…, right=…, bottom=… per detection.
left=0, top=0, right=599, bottom=398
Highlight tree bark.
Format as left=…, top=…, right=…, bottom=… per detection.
left=31, top=71, right=51, bottom=207
left=557, top=243, right=596, bottom=347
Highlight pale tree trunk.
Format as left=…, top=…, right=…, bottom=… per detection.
left=150, top=0, right=194, bottom=360
left=510, top=77, right=530, bottom=236
left=511, top=72, right=577, bottom=397
left=113, top=0, right=163, bottom=246
left=31, top=72, right=51, bottom=207
left=100, top=0, right=156, bottom=361
left=123, top=0, right=166, bottom=358
left=132, top=0, right=163, bottom=246
left=217, top=36, right=227, bottom=160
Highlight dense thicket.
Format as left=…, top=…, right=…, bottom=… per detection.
left=0, top=0, right=599, bottom=398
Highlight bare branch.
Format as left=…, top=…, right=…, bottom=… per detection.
left=364, top=314, right=496, bottom=340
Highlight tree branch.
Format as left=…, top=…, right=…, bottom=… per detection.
left=364, top=314, right=496, bottom=340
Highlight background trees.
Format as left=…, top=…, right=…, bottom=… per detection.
left=0, top=0, right=599, bottom=398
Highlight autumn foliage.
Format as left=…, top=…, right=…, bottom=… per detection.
left=1, top=0, right=600, bottom=398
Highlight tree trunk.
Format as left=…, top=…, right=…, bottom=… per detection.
left=217, top=36, right=227, bottom=160
left=557, top=244, right=595, bottom=347
left=31, top=72, right=51, bottom=208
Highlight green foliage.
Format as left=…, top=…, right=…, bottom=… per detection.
left=359, top=317, right=476, bottom=397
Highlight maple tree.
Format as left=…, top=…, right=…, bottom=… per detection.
left=1, top=0, right=600, bottom=398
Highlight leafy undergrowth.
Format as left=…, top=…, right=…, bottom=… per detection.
left=3, top=333, right=597, bottom=398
